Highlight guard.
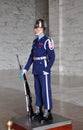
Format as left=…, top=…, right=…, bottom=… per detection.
left=22, top=19, right=55, bottom=123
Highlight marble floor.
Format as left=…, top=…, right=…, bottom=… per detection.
left=0, top=69, right=83, bottom=130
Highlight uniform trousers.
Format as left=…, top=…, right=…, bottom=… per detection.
left=34, top=73, right=52, bottom=110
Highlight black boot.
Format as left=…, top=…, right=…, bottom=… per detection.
left=40, top=110, right=53, bottom=124
left=34, top=106, right=43, bottom=120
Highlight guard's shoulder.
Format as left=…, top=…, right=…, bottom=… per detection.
left=47, top=37, right=53, bottom=41
left=44, top=37, right=54, bottom=50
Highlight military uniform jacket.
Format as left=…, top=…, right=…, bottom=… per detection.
left=24, top=35, right=55, bottom=74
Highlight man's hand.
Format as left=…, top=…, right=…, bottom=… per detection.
left=22, top=69, right=27, bottom=75
left=43, top=71, right=49, bottom=75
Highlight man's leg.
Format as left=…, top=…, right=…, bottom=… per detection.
left=39, top=73, right=53, bottom=122
left=34, top=75, right=43, bottom=118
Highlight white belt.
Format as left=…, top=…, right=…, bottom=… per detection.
left=33, top=56, right=46, bottom=60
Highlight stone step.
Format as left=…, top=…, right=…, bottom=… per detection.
left=6, top=114, right=72, bottom=130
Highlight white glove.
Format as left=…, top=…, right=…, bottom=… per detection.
left=43, top=71, right=49, bottom=75
left=22, top=69, right=27, bottom=75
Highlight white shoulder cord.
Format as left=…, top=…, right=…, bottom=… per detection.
left=44, top=39, right=50, bottom=50
left=44, top=38, right=54, bottom=50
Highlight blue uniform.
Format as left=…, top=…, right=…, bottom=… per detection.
left=24, top=35, right=55, bottom=110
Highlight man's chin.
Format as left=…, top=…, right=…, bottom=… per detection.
left=35, top=33, right=39, bottom=36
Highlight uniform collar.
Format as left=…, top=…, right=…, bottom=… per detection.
left=38, top=34, right=45, bottom=40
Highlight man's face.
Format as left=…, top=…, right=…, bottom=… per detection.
left=34, top=27, right=44, bottom=36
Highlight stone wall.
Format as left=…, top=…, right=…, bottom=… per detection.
left=0, top=0, right=49, bottom=71
left=59, top=0, right=83, bottom=76
left=0, top=0, right=35, bottom=69
left=0, top=0, right=83, bottom=76
left=49, top=0, right=59, bottom=75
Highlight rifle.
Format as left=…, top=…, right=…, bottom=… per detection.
left=16, top=54, right=34, bottom=120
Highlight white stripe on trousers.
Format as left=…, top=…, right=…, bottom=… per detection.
left=45, top=74, right=50, bottom=109
left=44, top=59, right=50, bottom=109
